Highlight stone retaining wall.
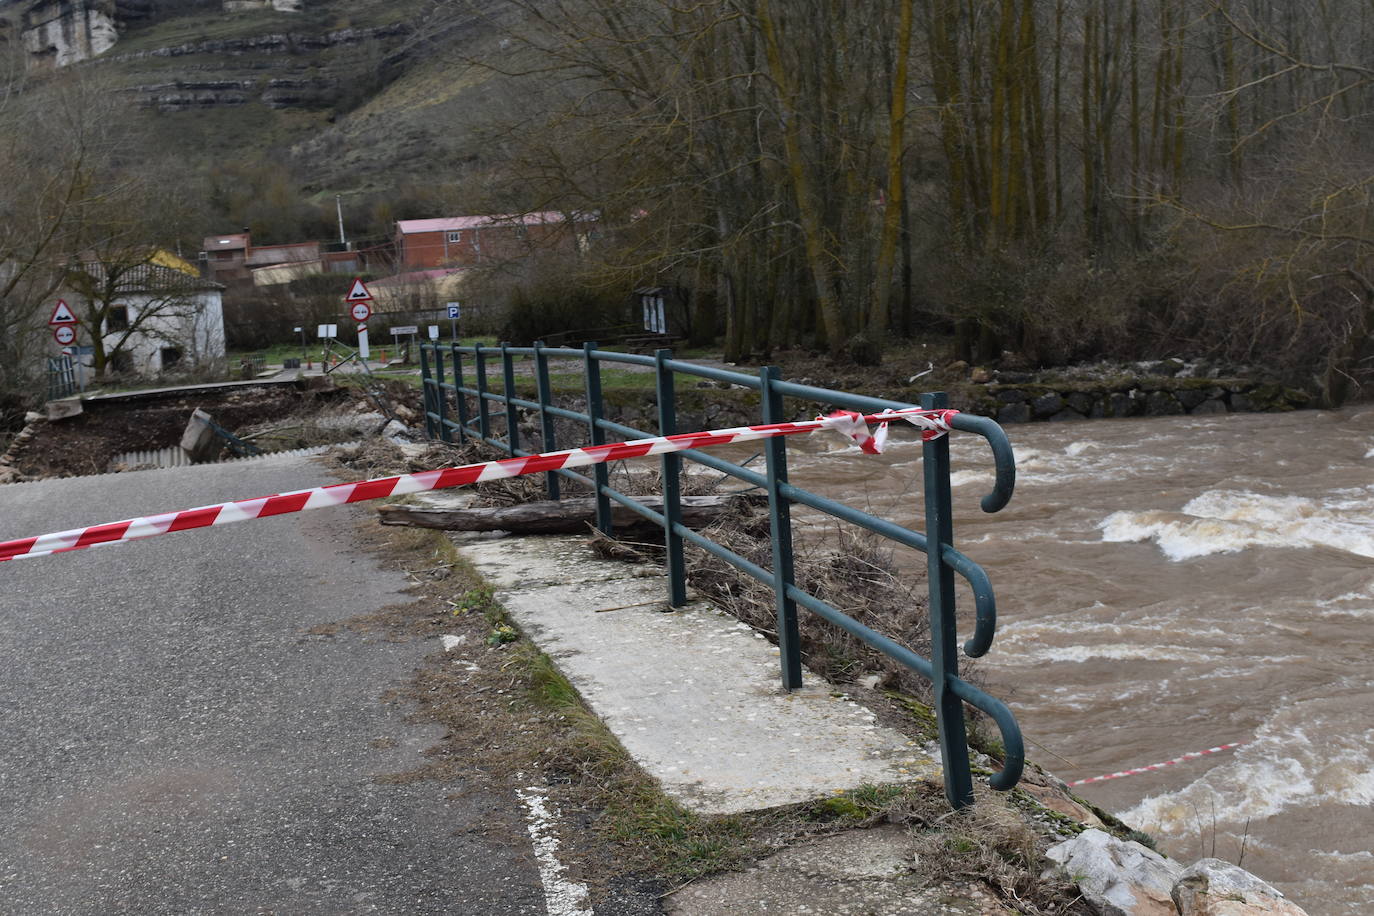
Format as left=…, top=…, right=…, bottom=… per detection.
left=962, top=377, right=1313, bottom=424
left=592, top=375, right=1313, bottom=432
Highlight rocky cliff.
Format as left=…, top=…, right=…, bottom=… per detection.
left=8, top=0, right=304, bottom=70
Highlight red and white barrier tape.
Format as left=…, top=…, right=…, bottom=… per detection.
left=0, top=407, right=956, bottom=563
left=1068, top=742, right=1246, bottom=787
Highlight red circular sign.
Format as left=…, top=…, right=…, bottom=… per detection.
left=350, top=302, right=372, bottom=323
left=53, top=325, right=76, bottom=345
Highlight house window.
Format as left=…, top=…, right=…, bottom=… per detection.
left=160, top=347, right=183, bottom=370
left=447, top=231, right=463, bottom=243
left=107, top=306, right=129, bottom=332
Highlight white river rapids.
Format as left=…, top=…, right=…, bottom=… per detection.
left=760, top=405, right=1374, bottom=915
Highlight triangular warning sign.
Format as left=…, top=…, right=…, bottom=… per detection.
left=48, top=299, right=77, bottom=326
left=345, top=278, right=373, bottom=302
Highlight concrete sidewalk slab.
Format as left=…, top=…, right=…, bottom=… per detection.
left=458, top=533, right=937, bottom=815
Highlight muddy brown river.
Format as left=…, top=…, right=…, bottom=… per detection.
left=774, top=406, right=1374, bottom=915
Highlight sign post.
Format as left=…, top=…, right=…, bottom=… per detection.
left=345, top=277, right=374, bottom=362
left=49, top=300, right=79, bottom=360
left=447, top=302, right=461, bottom=342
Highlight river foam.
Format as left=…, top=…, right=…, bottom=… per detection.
left=1120, top=717, right=1374, bottom=833
left=1099, top=489, right=1374, bottom=560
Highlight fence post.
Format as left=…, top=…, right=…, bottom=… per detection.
left=433, top=341, right=451, bottom=443
left=500, top=341, right=519, bottom=456
left=533, top=340, right=559, bottom=500
left=584, top=342, right=613, bottom=535
left=655, top=348, right=687, bottom=607
left=922, top=390, right=974, bottom=810
left=418, top=343, right=437, bottom=440
left=450, top=342, right=468, bottom=444
left=474, top=346, right=491, bottom=441
left=761, top=366, right=803, bottom=690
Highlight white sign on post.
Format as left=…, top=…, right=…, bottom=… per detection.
left=427, top=326, right=440, bottom=340
left=390, top=325, right=419, bottom=336
left=317, top=324, right=338, bottom=339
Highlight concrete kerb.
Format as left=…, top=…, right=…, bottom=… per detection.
left=439, top=509, right=940, bottom=816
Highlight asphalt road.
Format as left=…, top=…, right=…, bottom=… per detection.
left=0, top=455, right=547, bottom=915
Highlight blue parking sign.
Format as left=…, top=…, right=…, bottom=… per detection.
left=447, top=302, right=461, bottom=320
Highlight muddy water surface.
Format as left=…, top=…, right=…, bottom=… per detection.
left=777, top=407, right=1374, bottom=915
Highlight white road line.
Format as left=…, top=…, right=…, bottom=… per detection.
left=516, top=786, right=593, bottom=916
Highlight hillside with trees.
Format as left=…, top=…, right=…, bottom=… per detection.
left=431, top=0, right=1374, bottom=405
left=5, top=1, right=1374, bottom=406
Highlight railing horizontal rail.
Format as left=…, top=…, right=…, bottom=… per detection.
left=419, top=339, right=1022, bottom=809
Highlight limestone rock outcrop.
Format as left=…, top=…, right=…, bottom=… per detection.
left=1172, top=859, right=1308, bottom=916
left=1045, top=829, right=1181, bottom=916
left=1044, top=831, right=1310, bottom=916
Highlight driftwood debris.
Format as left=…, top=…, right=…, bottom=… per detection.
left=377, top=494, right=763, bottom=536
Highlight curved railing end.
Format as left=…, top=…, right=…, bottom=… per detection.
left=948, top=413, right=1016, bottom=513
left=950, top=678, right=1025, bottom=792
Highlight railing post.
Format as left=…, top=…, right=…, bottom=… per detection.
left=655, top=348, right=687, bottom=607
left=501, top=341, right=520, bottom=456
left=433, top=341, right=451, bottom=443
left=761, top=366, right=803, bottom=689
left=418, top=343, right=437, bottom=440
left=450, top=342, right=468, bottom=444
left=533, top=340, right=559, bottom=500
left=474, top=346, right=491, bottom=441
left=584, top=342, right=613, bottom=535
left=922, top=390, right=974, bottom=809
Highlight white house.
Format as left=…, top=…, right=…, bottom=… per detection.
left=84, top=258, right=227, bottom=375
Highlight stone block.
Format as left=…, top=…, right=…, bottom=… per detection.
left=180, top=408, right=221, bottom=463
left=1176, top=388, right=1209, bottom=410
left=1145, top=391, right=1184, bottom=416
left=1172, top=859, right=1308, bottom=916
left=1032, top=393, right=1065, bottom=418
left=1066, top=392, right=1094, bottom=415
left=45, top=398, right=83, bottom=421
left=1046, top=829, right=1181, bottom=916
left=1192, top=398, right=1228, bottom=415
left=997, top=403, right=1031, bottom=424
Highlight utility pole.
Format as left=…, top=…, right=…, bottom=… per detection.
left=335, top=195, right=347, bottom=248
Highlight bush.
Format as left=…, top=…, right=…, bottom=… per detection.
left=496, top=268, right=629, bottom=345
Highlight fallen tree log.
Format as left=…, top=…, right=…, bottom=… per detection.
left=377, top=494, right=763, bottom=536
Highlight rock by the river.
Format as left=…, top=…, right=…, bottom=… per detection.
left=1045, top=829, right=1181, bottom=916
left=1172, top=859, right=1308, bottom=916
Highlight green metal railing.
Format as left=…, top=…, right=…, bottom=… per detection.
left=46, top=355, right=77, bottom=401
left=419, top=340, right=1023, bottom=808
